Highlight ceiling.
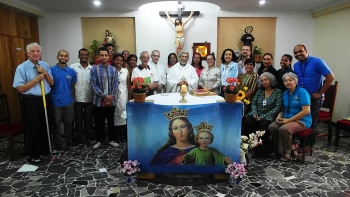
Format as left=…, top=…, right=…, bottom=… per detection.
left=9, top=0, right=348, bottom=13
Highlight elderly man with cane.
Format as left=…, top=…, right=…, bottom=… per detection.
left=13, top=43, right=54, bottom=163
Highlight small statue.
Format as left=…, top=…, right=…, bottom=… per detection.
left=241, top=26, right=255, bottom=47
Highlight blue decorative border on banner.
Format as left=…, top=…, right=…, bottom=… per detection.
left=127, top=102, right=242, bottom=174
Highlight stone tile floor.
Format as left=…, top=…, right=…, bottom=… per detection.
left=0, top=123, right=350, bottom=196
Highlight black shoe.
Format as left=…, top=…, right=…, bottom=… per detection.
left=27, top=157, right=43, bottom=164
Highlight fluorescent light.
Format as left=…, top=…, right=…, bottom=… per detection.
left=94, top=0, right=101, bottom=6
left=259, top=0, right=265, bottom=5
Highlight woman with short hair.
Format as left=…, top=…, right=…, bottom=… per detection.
left=268, top=72, right=312, bottom=161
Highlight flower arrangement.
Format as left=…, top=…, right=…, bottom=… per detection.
left=223, top=77, right=250, bottom=104
left=122, top=160, right=140, bottom=175
left=225, top=162, right=247, bottom=179
left=241, top=130, right=265, bottom=154
left=131, top=77, right=147, bottom=94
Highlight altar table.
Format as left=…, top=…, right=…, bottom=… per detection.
left=127, top=93, right=242, bottom=174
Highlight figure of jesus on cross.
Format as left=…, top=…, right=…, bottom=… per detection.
left=165, top=8, right=194, bottom=55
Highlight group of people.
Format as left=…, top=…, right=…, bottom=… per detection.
left=13, top=41, right=334, bottom=164
left=241, top=44, right=334, bottom=162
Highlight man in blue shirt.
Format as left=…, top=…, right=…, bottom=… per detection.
left=90, top=47, right=119, bottom=149
left=293, top=44, right=335, bottom=144
left=50, top=50, right=77, bottom=151
left=13, top=43, right=54, bottom=164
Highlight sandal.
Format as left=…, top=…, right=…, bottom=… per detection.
left=280, top=152, right=291, bottom=162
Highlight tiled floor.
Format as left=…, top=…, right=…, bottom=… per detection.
left=0, top=123, right=350, bottom=197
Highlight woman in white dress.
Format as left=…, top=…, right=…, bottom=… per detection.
left=113, top=54, right=129, bottom=142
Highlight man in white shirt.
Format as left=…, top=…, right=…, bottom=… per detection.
left=149, top=50, right=166, bottom=94
left=70, top=48, right=93, bottom=144
left=238, top=45, right=260, bottom=74
left=166, top=51, right=199, bottom=93
left=131, top=51, right=159, bottom=96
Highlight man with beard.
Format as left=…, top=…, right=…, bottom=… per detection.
left=50, top=50, right=77, bottom=151
left=149, top=50, right=166, bottom=94
left=238, top=45, right=259, bottom=74
left=13, top=43, right=54, bottom=163
left=165, top=10, right=194, bottom=55
left=90, top=47, right=119, bottom=149
left=166, top=51, right=198, bottom=93
left=293, top=44, right=334, bottom=144
left=70, top=48, right=93, bottom=144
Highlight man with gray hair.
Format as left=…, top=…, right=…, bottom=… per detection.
left=149, top=50, right=166, bottom=94
left=13, top=43, right=54, bottom=163
left=166, top=51, right=199, bottom=92
left=131, top=51, right=159, bottom=96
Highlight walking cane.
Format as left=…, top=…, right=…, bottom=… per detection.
left=39, top=77, right=55, bottom=161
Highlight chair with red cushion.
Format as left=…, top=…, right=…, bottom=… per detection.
left=317, top=81, right=338, bottom=143
left=0, top=94, right=26, bottom=161
left=293, top=128, right=313, bottom=164
left=335, top=120, right=350, bottom=147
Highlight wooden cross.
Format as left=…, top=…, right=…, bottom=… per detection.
left=159, top=1, right=200, bottom=22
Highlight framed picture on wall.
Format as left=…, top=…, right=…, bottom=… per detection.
left=193, top=42, right=211, bottom=60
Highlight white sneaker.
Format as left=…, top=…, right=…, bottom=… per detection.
left=93, top=142, right=101, bottom=149
left=109, top=141, right=119, bottom=147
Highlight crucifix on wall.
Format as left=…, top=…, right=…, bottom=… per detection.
left=159, top=1, right=200, bottom=55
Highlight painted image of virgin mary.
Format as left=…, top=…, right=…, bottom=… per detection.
left=150, top=107, right=196, bottom=165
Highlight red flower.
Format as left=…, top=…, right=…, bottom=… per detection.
left=138, top=85, right=142, bottom=89
left=130, top=85, right=135, bottom=90
left=223, top=86, right=226, bottom=91
left=230, top=86, right=235, bottom=91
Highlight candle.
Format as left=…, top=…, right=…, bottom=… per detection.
left=180, top=84, right=187, bottom=93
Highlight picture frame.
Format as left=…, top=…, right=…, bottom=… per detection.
left=193, top=42, right=211, bottom=60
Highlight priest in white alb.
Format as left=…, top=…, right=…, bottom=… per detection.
left=166, top=51, right=199, bottom=93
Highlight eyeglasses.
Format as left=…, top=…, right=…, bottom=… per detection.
left=152, top=55, right=160, bottom=57
left=142, top=56, right=150, bottom=59
left=79, top=54, right=89, bottom=56
left=181, top=56, right=188, bottom=58
left=206, top=58, right=214, bottom=61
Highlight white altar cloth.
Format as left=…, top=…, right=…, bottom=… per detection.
left=144, top=93, right=225, bottom=105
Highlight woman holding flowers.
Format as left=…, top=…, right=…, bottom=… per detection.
left=198, top=53, right=221, bottom=94
left=240, top=58, right=258, bottom=114
left=243, top=72, right=282, bottom=157
left=219, top=49, right=239, bottom=97
left=268, top=72, right=311, bottom=161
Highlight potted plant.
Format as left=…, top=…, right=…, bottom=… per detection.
left=223, top=77, right=249, bottom=103
left=130, top=77, right=147, bottom=102
left=240, top=130, right=265, bottom=166
left=252, top=46, right=263, bottom=63
left=89, top=40, right=102, bottom=62
left=122, top=160, right=140, bottom=184
left=225, top=162, right=247, bottom=186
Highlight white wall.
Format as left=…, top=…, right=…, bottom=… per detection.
left=38, top=2, right=315, bottom=69
left=314, top=7, right=350, bottom=121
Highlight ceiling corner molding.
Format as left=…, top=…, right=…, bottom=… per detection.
left=312, top=1, right=350, bottom=18
left=0, top=0, right=45, bottom=16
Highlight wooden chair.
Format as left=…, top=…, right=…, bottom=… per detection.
left=317, top=81, right=338, bottom=143
left=0, top=94, right=26, bottom=161
left=292, top=96, right=323, bottom=164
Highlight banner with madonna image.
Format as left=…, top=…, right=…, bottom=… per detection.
left=127, top=102, right=242, bottom=174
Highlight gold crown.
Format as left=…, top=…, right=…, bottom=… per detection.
left=195, top=121, right=214, bottom=133
left=164, top=107, right=189, bottom=121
